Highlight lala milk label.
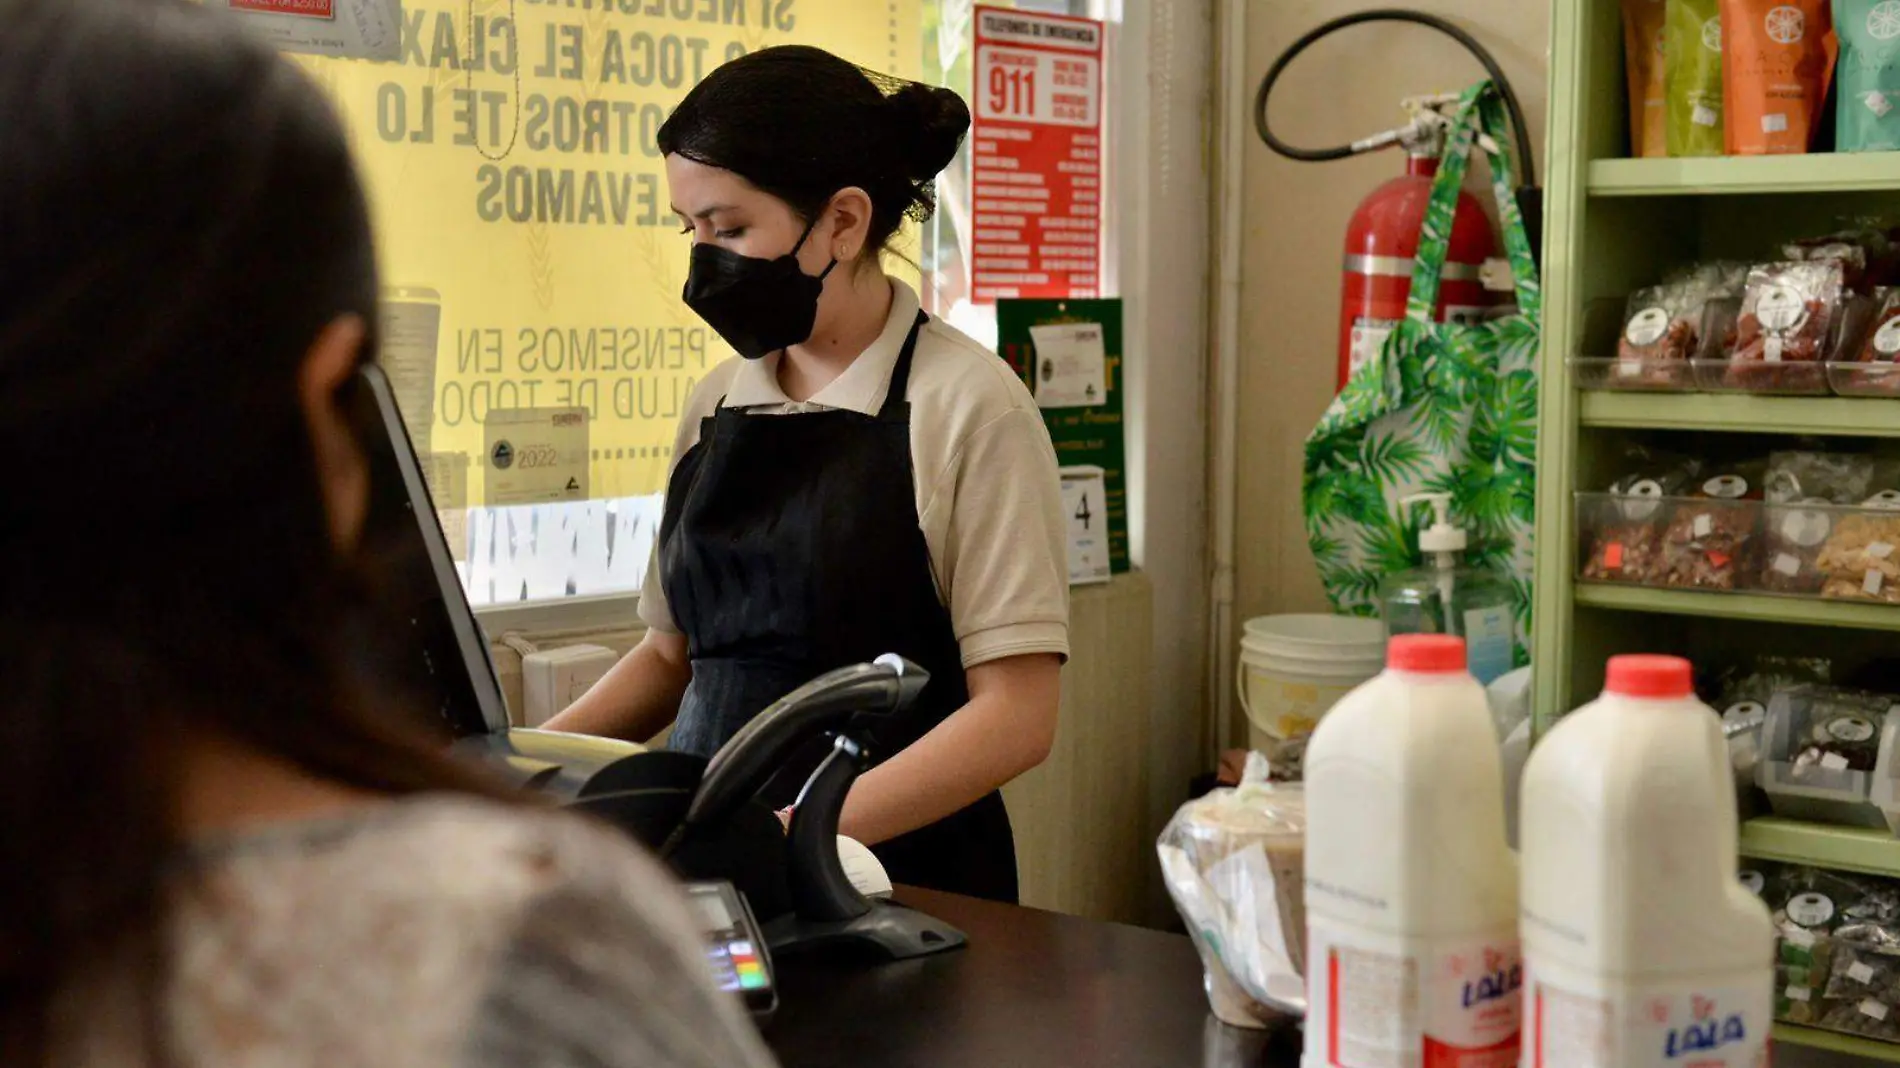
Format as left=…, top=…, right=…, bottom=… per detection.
left=1524, top=976, right=1769, bottom=1068
left=1306, top=917, right=1522, bottom=1068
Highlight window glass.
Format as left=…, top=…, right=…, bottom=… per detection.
left=279, top=0, right=1105, bottom=607
left=917, top=0, right=1105, bottom=351
left=286, top=1, right=926, bottom=606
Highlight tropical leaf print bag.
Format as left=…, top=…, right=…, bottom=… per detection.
left=1301, top=81, right=1542, bottom=663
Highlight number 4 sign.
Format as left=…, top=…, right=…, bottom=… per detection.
left=970, top=7, right=1104, bottom=304
left=1060, top=465, right=1111, bottom=586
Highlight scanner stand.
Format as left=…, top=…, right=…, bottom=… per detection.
left=764, top=733, right=968, bottom=960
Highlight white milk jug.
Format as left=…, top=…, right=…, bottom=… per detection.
left=1303, top=634, right=1521, bottom=1068
left=1520, top=654, right=1774, bottom=1068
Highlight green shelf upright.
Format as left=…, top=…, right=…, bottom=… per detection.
left=1535, top=1, right=1900, bottom=1059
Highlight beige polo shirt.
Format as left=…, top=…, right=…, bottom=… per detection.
left=639, top=280, right=1070, bottom=669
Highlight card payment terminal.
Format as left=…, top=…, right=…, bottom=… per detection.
left=686, top=881, right=776, bottom=1017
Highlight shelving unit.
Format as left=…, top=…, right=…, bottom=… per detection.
left=1588, top=152, right=1900, bottom=197
left=1573, top=584, right=1900, bottom=633
left=1772, top=1023, right=1900, bottom=1062
left=1538, top=2, right=1900, bottom=1059
left=1740, top=818, right=1900, bottom=879
left=1578, top=394, right=1900, bottom=438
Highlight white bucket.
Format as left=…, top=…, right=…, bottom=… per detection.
left=1237, top=614, right=1386, bottom=752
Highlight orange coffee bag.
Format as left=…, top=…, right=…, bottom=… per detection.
left=1721, top=0, right=1838, bottom=154
left=1625, top=0, right=1670, bottom=157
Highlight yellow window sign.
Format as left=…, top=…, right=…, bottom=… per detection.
left=273, top=0, right=923, bottom=504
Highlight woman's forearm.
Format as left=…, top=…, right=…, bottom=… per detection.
left=540, top=630, right=692, bottom=743
left=837, top=654, right=1060, bottom=846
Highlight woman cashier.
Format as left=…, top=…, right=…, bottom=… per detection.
left=545, top=46, right=1068, bottom=904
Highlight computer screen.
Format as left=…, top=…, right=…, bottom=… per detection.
left=349, top=363, right=511, bottom=739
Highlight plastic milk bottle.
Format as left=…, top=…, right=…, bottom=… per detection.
left=1303, top=635, right=1522, bottom=1067
left=1520, top=655, right=1774, bottom=1068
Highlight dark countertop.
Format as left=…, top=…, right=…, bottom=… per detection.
left=764, top=889, right=1879, bottom=1068
left=764, top=887, right=1300, bottom=1068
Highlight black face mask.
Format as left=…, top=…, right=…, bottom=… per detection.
left=681, top=218, right=837, bottom=360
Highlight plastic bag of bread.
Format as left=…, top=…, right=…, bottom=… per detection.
left=1158, top=753, right=1306, bottom=1028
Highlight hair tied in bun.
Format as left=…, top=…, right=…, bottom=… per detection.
left=887, top=82, right=972, bottom=180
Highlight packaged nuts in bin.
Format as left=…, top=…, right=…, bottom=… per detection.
left=1580, top=449, right=1702, bottom=585
left=1762, top=452, right=1874, bottom=595
left=1661, top=462, right=1767, bottom=591
left=1818, top=469, right=1900, bottom=603
left=1828, top=288, right=1900, bottom=395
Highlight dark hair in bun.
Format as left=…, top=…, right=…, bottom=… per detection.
left=659, top=45, right=970, bottom=259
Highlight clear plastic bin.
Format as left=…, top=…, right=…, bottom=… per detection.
left=1570, top=297, right=1700, bottom=393
left=1827, top=362, right=1900, bottom=397
left=1696, top=293, right=1873, bottom=396
left=1577, top=492, right=1900, bottom=604
left=1575, top=492, right=1764, bottom=592
left=1758, top=688, right=1900, bottom=833
left=1571, top=356, right=1697, bottom=392
left=1692, top=358, right=1833, bottom=395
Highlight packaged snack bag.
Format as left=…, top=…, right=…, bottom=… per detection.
left=1668, top=0, right=1729, bottom=155
left=1625, top=0, right=1671, bottom=155
left=1722, top=0, right=1838, bottom=154
left=1762, top=450, right=1874, bottom=594
left=1856, top=289, right=1900, bottom=363
left=1727, top=261, right=1846, bottom=388
left=1662, top=460, right=1767, bottom=590
left=1818, top=464, right=1900, bottom=603
left=1581, top=447, right=1703, bottom=585
left=1835, top=0, right=1900, bottom=152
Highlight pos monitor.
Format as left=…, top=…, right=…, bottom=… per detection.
left=348, top=363, right=650, bottom=795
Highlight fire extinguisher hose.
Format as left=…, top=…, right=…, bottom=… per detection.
left=1251, top=8, right=1542, bottom=264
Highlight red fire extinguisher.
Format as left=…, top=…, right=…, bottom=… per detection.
left=1338, top=131, right=1499, bottom=391
left=1253, top=10, right=1543, bottom=394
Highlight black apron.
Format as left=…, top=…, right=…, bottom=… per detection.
left=657, top=311, right=1019, bottom=904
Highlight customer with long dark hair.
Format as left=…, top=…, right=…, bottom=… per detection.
left=0, top=2, right=776, bottom=1064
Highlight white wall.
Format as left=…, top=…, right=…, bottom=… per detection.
left=1110, top=0, right=1214, bottom=910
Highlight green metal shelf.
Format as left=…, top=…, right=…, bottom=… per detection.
left=1774, top=1022, right=1900, bottom=1062
left=1573, top=584, right=1900, bottom=633
left=1577, top=392, right=1900, bottom=438
left=1588, top=152, right=1900, bottom=197
left=1741, top=818, right=1900, bottom=878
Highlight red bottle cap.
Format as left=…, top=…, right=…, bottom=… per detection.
left=1604, top=654, right=1694, bottom=699
left=1387, top=635, right=1466, bottom=674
